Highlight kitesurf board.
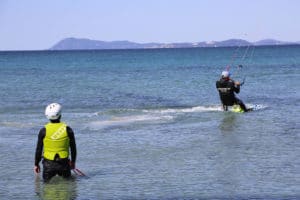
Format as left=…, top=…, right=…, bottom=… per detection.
left=230, top=104, right=265, bottom=113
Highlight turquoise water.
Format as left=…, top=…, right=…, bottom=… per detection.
left=0, top=46, right=299, bottom=199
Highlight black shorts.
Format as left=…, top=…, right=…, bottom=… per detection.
left=42, top=158, right=71, bottom=182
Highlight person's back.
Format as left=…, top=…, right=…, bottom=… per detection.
left=216, top=77, right=239, bottom=106
left=34, top=103, right=77, bottom=182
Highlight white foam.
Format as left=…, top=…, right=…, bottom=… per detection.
left=0, top=121, right=35, bottom=128
left=247, top=104, right=268, bottom=111
left=87, top=104, right=267, bottom=130
left=141, top=104, right=268, bottom=115
left=88, top=114, right=173, bottom=130
left=143, top=105, right=223, bottom=114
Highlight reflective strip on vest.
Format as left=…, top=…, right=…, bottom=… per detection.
left=43, top=122, right=69, bottom=160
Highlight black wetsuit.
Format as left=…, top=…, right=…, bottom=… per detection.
left=216, top=78, right=248, bottom=111
left=35, top=121, right=77, bottom=182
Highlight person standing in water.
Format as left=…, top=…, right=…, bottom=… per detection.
left=34, top=103, right=77, bottom=182
left=216, top=71, right=250, bottom=112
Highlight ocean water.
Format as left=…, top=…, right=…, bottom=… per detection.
left=0, top=46, right=299, bottom=199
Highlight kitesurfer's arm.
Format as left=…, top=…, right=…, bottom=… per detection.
left=216, top=80, right=219, bottom=89
left=34, top=128, right=45, bottom=173
left=232, top=80, right=240, bottom=93
left=67, top=127, right=77, bottom=169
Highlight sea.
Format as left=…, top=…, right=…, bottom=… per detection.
left=0, top=45, right=299, bottom=199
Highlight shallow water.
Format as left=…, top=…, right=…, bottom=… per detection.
left=0, top=46, right=299, bottom=199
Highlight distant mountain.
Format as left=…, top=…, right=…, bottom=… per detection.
left=49, top=37, right=300, bottom=50
left=50, top=38, right=143, bottom=50
left=217, top=39, right=252, bottom=47
left=254, top=39, right=294, bottom=46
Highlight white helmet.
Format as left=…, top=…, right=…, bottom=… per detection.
left=221, top=71, right=230, bottom=78
left=45, top=103, right=62, bottom=120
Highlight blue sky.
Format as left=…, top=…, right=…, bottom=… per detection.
left=0, top=0, right=299, bottom=50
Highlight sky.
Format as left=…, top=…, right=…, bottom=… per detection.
left=0, top=0, right=299, bottom=50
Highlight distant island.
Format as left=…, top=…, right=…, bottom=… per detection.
left=49, top=37, right=300, bottom=50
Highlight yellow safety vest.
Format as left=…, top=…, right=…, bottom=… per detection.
left=43, top=122, right=70, bottom=160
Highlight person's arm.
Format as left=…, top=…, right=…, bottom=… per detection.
left=34, top=128, right=45, bottom=173
left=67, top=126, right=77, bottom=168
left=231, top=80, right=240, bottom=93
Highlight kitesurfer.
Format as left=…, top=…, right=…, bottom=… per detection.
left=34, top=103, right=77, bottom=182
left=216, top=71, right=251, bottom=112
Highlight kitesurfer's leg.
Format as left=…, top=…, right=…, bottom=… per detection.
left=42, top=159, right=57, bottom=182
left=57, top=159, right=71, bottom=178
left=235, top=98, right=248, bottom=112
left=222, top=104, right=228, bottom=111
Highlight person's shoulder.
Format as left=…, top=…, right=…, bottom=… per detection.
left=216, top=79, right=223, bottom=84
left=228, top=79, right=235, bottom=85
left=60, top=122, right=71, bottom=129
left=66, top=126, right=74, bottom=133
left=38, top=127, right=46, bottom=137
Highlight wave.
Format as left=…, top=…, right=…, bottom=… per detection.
left=0, top=104, right=267, bottom=130
left=87, top=104, right=268, bottom=130
left=88, top=114, right=174, bottom=130
left=142, top=105, right=223, bottom=114
left=87, top=105, right=224, bottom=130
left=246, top=104, right=268, bottom=111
